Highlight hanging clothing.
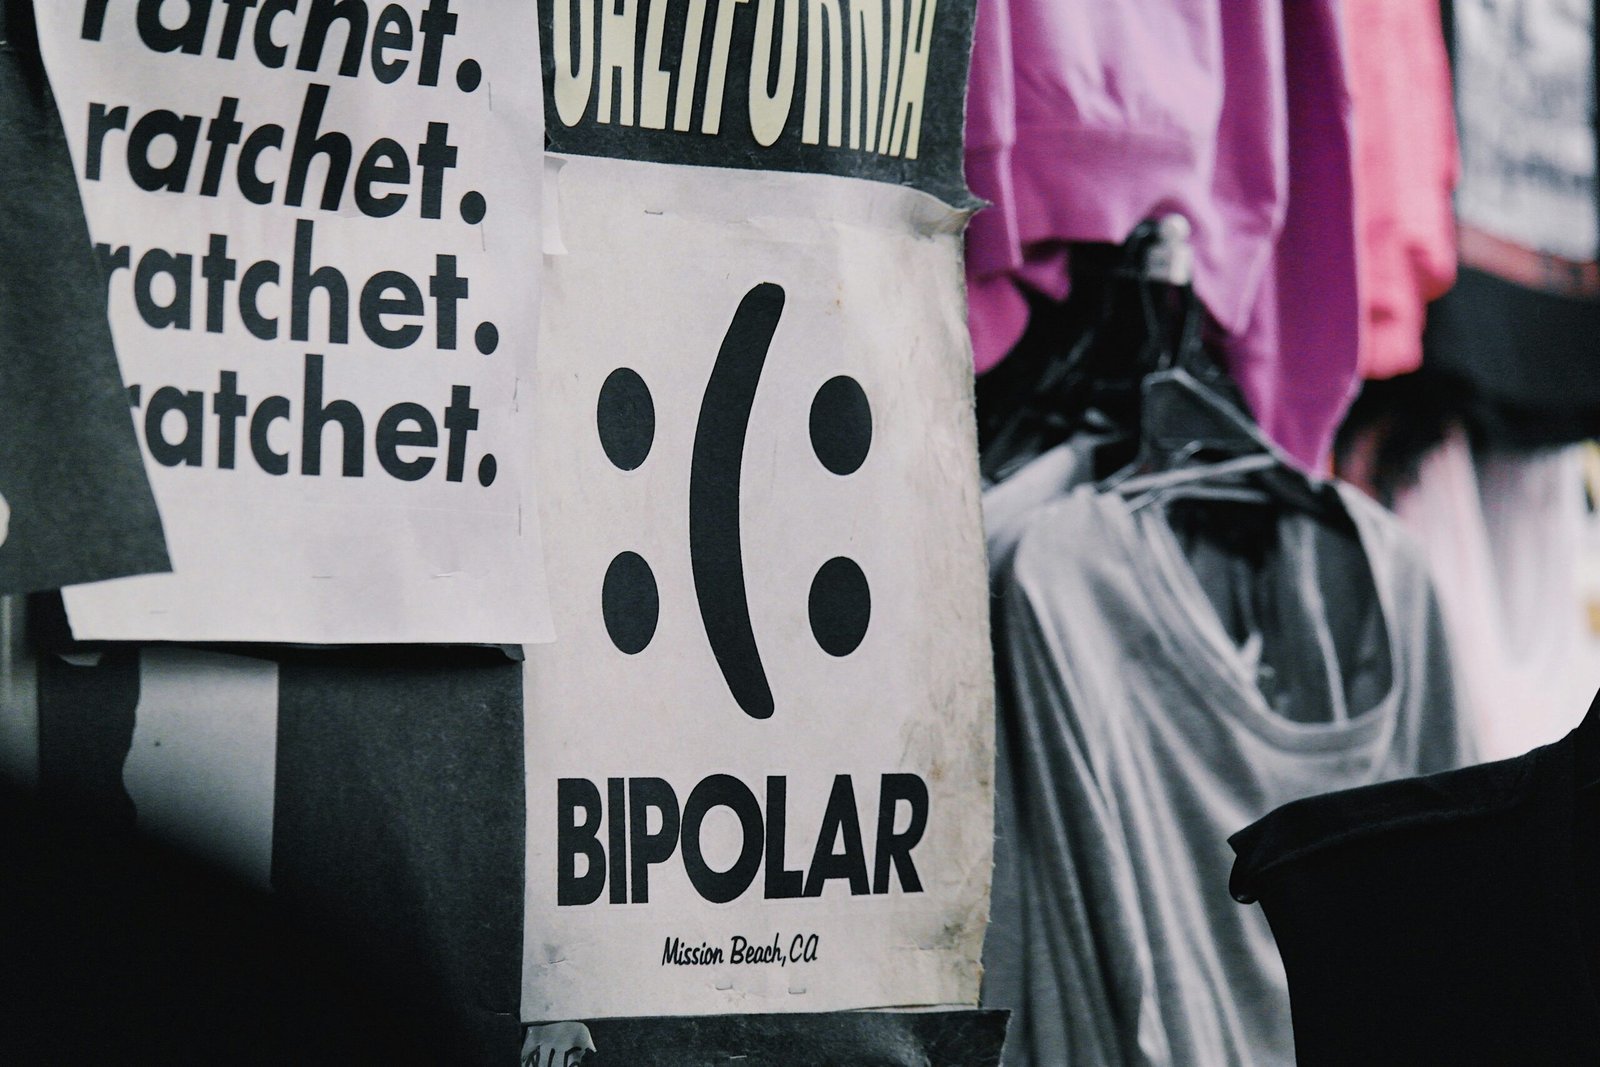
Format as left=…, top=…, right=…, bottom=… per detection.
left=982, top=436, right=1106, bottom=575
left=1230, top=721, right=1600, bottom=1066
left=964, top=0, right=1361, bottom=470
left=0, top=0, right=168, bottom=595
left=1344, top=0, right=1459, bottom=380
left=1424, top=0, right=1600, bottom=442
left=1393, top=430, right=1600, bottom=760
left=982, top=481, right=1468, bottom=1065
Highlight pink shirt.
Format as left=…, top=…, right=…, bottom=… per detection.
left=1345, top=0, right=1459, bottom=381
left=965, top=0, right=1362, bottom=470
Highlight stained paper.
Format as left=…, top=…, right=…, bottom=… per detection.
left=523, top=0, right=991, bottom=1020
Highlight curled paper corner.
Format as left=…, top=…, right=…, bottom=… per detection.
left=521, top=1021, right=595, bottom=1066
left=543, top=156, right=569, bottom=256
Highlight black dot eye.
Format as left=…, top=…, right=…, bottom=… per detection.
left=602, top=551, right=659, bottom=654
left=809, top=375, right=871, bottom=476
left=809, top=557, right=870, bottom=656
left=597, top=368, right=655, bottom=471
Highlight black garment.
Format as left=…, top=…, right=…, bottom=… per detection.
left=1230, top=729, right=1600, bottom=1066
left=1428, top=268, right=1600, bottom=417
left=34, top=644, right=527, bottom=1063
left=1424, top=270, right=1600, bottom=448
left=272, top=648, right=527, bottom=1064
left=0, top=784, right=443, bottom=1063
left=0, top=0, right=169, bottom=594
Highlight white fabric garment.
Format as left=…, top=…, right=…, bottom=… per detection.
left=984, top=481, right=1468, bottom=1065
left=1394, top=430, right=1600, bottom=761
left=982, top=438, right=1101, bottom=583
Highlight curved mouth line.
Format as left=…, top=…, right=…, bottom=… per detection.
left=688, top=282, right=786, bottom=720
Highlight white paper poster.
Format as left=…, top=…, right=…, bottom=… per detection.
left=523, top=0, right=989, bottom=1021
left=34, top=0, right=553, bottom=644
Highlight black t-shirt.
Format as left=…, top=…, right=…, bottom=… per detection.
left=0, top=0, right=170, bottom=593
left=1230, top=728, right=1600, bottom=1066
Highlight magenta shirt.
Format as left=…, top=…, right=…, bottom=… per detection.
left=965, top=0, right=1361, bottom=470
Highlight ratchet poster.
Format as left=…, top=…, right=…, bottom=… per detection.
left=33, top=0, right=554, bottom=643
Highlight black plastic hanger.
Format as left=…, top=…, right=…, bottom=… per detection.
left=978, top=217, right=1200, bottom=484
left=1103, top=366, right=1349, bottom=528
